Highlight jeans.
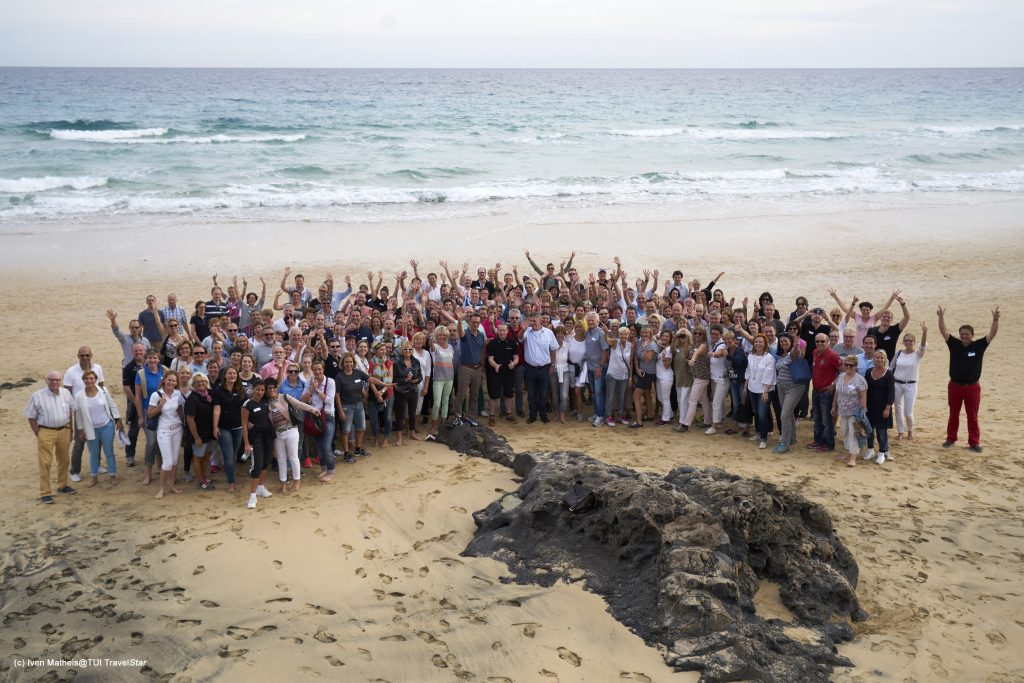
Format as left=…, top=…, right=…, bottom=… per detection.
left=749, top=391, right=770, bottom=441
left=554, top=368, right=573, bottom=413
left=316, top=415, right=337, bottom=472
left=216, top=426, right=241, bottom=484
left=605, top=375, right=628, bottom=418
left=394, top=389, right=419, bottom=432
left=812, top=389, right=836, bottom=450
left=683, top=378, right=711, bottom=427
left=157, top=425, right=183, bottom=471
left=342, top=403, right=366, bottom=435
left=588, top=368, right=607, bottom=420
left=125, top=400, right=140, bottom=461
left=867, top=416, right=889, bottom=453
left=369, top=396, right=394, bottom=437
left=513, top=363, right=526, bottom=413
left=525, top=364, right=552, bottom=419
left=86, top=421, right=117, bottom=476
left=274, top=427, right=301, bottom=482
left=778, top=382, right=805, bottom=446
left=729, top=376, right=749, bottom=424
left=710, top=378, right=729, bottom=424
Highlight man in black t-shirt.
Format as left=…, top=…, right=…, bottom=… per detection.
left=120, top=343, right=147, bottom=466
left=938, top=305, right=999, bottom=452
left=485, top=324, right=520, bottom=423
left=868, top=294, right=911, bottom=361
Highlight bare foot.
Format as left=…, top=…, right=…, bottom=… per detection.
left=558, top=415, right=567, bottom=424
left=410, top=431, right=422, bottom=441
left=279, top=483, right=288, bottom=494
left=380, top=441, right=389, bottom=449
left=86, top=476, right=98, bottom=488
left=155, top=488, right=165, bottom=499
left=227, top=484, right=236, bottom=493
left=907, top=432, right=914, bottom=441
left=316, top=470, right=327, bottom=480
left=293, top=480, right=301, bottom=492
left=321, top=472, right=335, bottom=483
left=846, top=458, right=856, bottom=467
left=109, top=476, right=120, bottom=487
left=170, top=486, right=184, bottom=494
left=395, top=437, right=403, bottom=446
left=142, top=474, right=151, bottom=486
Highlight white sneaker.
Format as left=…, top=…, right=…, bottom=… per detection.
left=875, top=453, right=886, bottom=465
left=704, top=427, right=717, bottom=436
left=70, top=473, right=82, bottom=482
left=863, top=448, right=875, bottom=461
left=247, top=494, right=257, bottom=509
left=98, top=466, right=107, bottom=474
left=759, top=441, right=767, bottom=449
left=479, top=410, right=489, bottom=417
left=256, top=485, right=273, bottom=498
left=885, top=452, right=894, bottom=461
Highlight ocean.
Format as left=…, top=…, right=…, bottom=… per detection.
left=1, top=68, right=1022, bottom=226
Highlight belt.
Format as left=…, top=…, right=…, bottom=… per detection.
left=462, top=364, right=481, bottom=369
left=529, top=363, right=551, bottom=368
left=894, top=379, right=916, bottom=385
left=950, top=380, right=978, bottom=387
left=40, top=424, right=70, bottom=430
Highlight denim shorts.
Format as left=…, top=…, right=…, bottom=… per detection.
left=342, top=402, right=366, bottom=434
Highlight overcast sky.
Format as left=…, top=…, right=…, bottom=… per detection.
left=1, top=0, right=1021, bottom=68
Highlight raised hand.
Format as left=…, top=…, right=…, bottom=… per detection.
left=936, top=305, right=945, bottom=317
left=613, top=256, right=621, bottom=266
left=827, top=287, right=837, bottom=297
left=992, top=306, right=1000, bottom=320
left=283, top=266, right=291, bottom=276
left=920, top=321, right=928, bottom=333
left=524, top=249, right=531, bottom=258
left=106, top=309, right=117, bottom=322
left=344, top=274, right=351, bottom=286
left=409, top=259, right=418, bottom=269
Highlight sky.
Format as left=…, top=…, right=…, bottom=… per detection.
left=0, top=0, right=1022, bottom=68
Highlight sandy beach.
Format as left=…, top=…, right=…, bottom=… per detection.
left=1, top=194, right=1022, bottom=682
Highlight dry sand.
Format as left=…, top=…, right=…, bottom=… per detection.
left=1, top=195, right=1022, bottom=682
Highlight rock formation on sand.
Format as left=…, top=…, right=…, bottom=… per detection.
left=437, top=423, right=866, bottom=683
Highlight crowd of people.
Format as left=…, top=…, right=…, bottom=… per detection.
left=26, top=254, right=999, bottom=507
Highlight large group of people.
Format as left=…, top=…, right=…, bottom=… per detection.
left=27, top=254, right=999, bottom=506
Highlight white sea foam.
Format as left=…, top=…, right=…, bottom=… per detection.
left=919, top=125, right=1024, bottom=135
left=607, top=128, right=684, bottom=138
left=0, top=175, right=109, bottom=192
left=49, top=128, right=167, bottom=141
left=685, top=128, right=846, bottom=140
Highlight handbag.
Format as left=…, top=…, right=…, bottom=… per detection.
left=303, top=411, right=324, bottom=436
left=561, top=480, right=596, bottom=513
left=790, top=357, right=812, bottom=384
left=145, top=391, right=162, bottom=431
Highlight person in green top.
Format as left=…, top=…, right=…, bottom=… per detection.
left=524, top=249, right=576, bottom=292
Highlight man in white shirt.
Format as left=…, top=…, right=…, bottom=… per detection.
left=519, top=313, right=558, bottom=424
left=63, top=347, right=104, bottom=482
left=25, top=372, right=77, bottom=503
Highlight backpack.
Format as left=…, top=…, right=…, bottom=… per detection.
left=145, top=391, right=163, bottom=431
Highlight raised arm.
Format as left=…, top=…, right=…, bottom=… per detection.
left=936, top=305, right=950, bottom=339
left=561, top=251, right=576, bottom=277
left=894, top=293, right=910, bottom=329
left=827, top=287, right=852, bottom=317
left=880, top=289, right=899, bottom=316
left=272, top=289, right=285, bottom=311
left=987, top=306, right=1000, bottom=343
left=524, top=249, right=544, bottom=277
left=279, top=266, right=291, bottom=294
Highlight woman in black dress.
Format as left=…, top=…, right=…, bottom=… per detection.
left=864, top=350, right=895, bottom=466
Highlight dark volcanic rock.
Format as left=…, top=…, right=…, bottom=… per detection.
left=435, top=423, right=865, bottom=683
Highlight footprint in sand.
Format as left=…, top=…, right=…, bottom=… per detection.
left=393, top=602, right=407, bottom=615
left=415, top=520, right=425, bottom=529
left=275, top=582, right=289, bottom=592
left=380, top=634, right=407, bottom=642
left=272, top=560, right=283, bottom=569
left=324, top=655, right=345, bottom=667
left=357, top=648, right=373, bottom=662
left=486, top=678, right=513, bottom=683
left=471, top=575, right=494, bottom=586
left=539, top=670, right=559, bottom=680
left=514, top=622, right=540, bottom=638
left=206, top=543, right=222, bottom=552
left=379, top=573, right=393, bottom=584
left=200, top=600, right=220, bottom=608
left=497, top=598, right=522, bottom=607
left=341, top=544, right=353, bottom=557
left=357, top=504, right=373, bottom=521
left=61, top=635, right=103, bottom=658
left=557, top=647, right=581, bottom=667
left=418, top=566, right=430, bottom=576
left=130, top=633, right=143, bottom=646
left=451, top=505, right=468, bottom=514
left=619, top=673, right=652, bottom=682
left=227, top=626, right=253, bottom=640
left=219, top=647, right=249, bottom=659
left=314, top=528, right=327, bottom=537
left=491, top=641, right=503, bottom=651
left=364, top=549, right=380, bottom=560
left=280, top=636, right=304, bottom=644
left=373, top=589, right=386, bottom=601
left=438, top=598, right=457, bottom=610
left=432, top=654, right=449, bottom=668
left=313, top=629, right=337, bottom=643
left=367, top=526, right=381, bottom=538
left=266, top=597, right=292, bottom=604
left=434, top=556, right=464, bottom=567
left=355, top=567, right=367, bottom=578
left=306, top=603, right=337, bottom=615
left=193, top=565, right=206, bottom=575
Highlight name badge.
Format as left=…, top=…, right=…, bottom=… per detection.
left=355, top=379, right=363, bottom=384
left=967, top=352, right=976, bottom=357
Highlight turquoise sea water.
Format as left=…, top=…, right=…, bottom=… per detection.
left=1, top=68, right=1022, bottom=224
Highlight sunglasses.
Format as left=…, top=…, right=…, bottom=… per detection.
left=844, top=363, right=856, bottom=367
left=815, top=340, right=827, bottom=344
left=287, top=369, right=299, bottom=373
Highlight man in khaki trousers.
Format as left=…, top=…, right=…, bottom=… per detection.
left=25, top=371, right=77, bottom=503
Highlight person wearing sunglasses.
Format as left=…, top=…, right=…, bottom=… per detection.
left=891, top=322, right=928, bottom=441
left=832, top=355, right=869, bottom=467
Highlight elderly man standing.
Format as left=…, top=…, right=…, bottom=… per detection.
left=64, top=346, right=105, bottom=482
left=520, top=312, right=559, bottom=424
left=25, top=372, right=77, bottom=503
